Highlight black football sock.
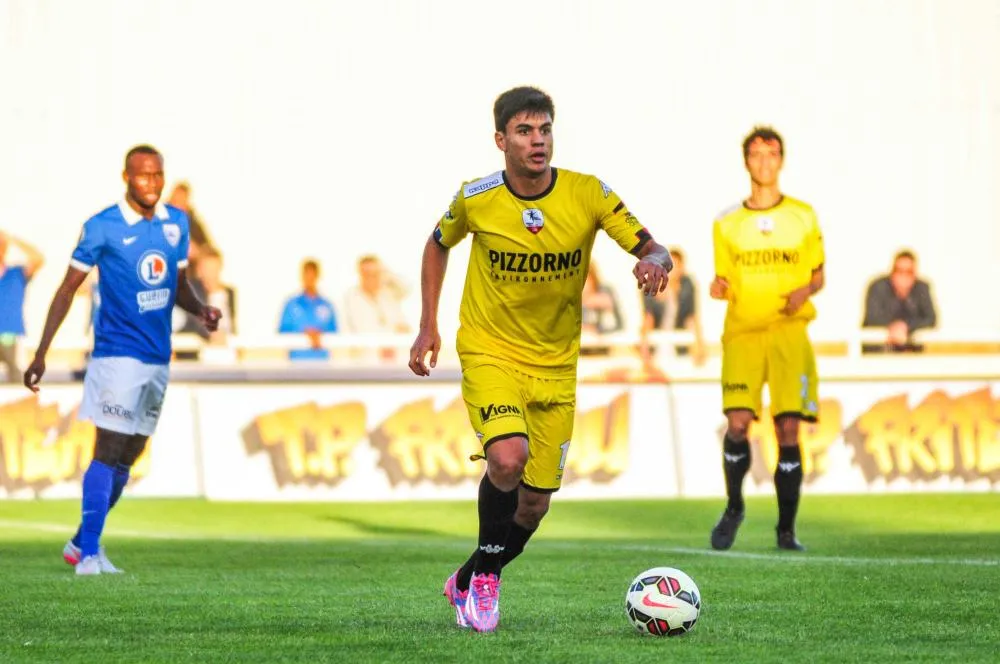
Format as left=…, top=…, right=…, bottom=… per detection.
left=774, top=445, right=804, bottom=532
left=470, top=473, right=518, bottom=578
left=722, top=434, right=751, bottom=513
left=500, top=521, right=536, bottom=569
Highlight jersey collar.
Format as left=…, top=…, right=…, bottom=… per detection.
left=118, top=199, right=170, bottom=226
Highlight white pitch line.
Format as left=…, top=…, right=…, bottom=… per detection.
left=543, top=541, right=1000, bottom=567
left=2, top=520, right=996, bottom=567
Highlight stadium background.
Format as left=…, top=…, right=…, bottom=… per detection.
left=2, top=3, right=999, bottom=662
left=1, top=0, right=998, bottom=345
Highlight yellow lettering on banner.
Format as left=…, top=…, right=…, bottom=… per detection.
left=747, top=400, right=843, bottom=484
left=370, top=398, right=479, bottom=486
left=243, top=402, right=367, bottom=487
left=564, top=393, right=630, bottom=482
left=844, top=388, right=1000, bottom=482
left=0, top=396, right=149, bottom=495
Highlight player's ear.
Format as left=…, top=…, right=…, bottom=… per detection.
left=121, top=169, right=129, bottom=185
left=495, top=131, right=505, bottom=153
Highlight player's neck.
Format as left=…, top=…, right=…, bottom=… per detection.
left=125, top=194, right=156, bottom=220
left=745, top=185, right=783, bottom=211
left=504, top=167, right=552, bottom=199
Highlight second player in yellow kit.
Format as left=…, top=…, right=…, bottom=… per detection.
left=709, top=127, right=826, bottom=555
left=714, top=195, right=824, bottom=420
left=410, top=86, right=673, bottom=633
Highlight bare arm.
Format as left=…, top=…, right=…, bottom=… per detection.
left=175, top=267, right=206, bottom=316
left=23, top=267, right=88, bottom=390
left=782, top=266, right=825, bottom=316
left=176, top=267, right=222, bottom=330
left=408, top=235, right=450, bottom=376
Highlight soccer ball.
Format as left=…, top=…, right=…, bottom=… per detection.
left=624, top=566, right=701, bottom=637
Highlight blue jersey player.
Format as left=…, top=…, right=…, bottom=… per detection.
left=24, top=145, right=221, bottom=576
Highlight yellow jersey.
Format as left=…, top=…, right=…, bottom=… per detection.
left=434, top=168, right=652, bottom=378
left=712, top=196, right=824, bottom=339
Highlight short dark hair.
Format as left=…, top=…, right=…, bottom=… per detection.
left=894, top=249, right=917, bottom=264
left=124, top=144, right=162, bottom=170
left=742, top=126, right=784, bottom=159
left=302, top=259, right=320, bottom=274
left=493, top=86, right=555, bottom=132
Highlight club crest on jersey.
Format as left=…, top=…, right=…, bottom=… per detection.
left=137, top=250, right=169, bottom=287
left=757, top=215, right=775, bottom=234
left=522, top=208, right=544, bottom=234
left=162, top=224, right=181, bottom=247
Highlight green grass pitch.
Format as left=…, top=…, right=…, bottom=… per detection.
left=1, top=494, right=998, bottom=663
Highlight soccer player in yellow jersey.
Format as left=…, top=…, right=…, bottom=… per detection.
left=408, top=86, right=673, bottom=632
left=709, top=126, right=825, bottom=553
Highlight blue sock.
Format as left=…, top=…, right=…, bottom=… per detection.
left=73, top=464, right=129, bottom=548
left=79, top=461, right=115, bottom=558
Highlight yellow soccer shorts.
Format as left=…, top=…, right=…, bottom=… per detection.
left=720, top=320, right=819, bottom=421
left=461, top=362, right=577, bottom=492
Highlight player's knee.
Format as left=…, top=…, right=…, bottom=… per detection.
left=516, top=491, right=550, bottom=530
left=774, top=416, right=800, bottom=446
left=118, top=435, right=149, bottom=467
left=93, top=429, right=130, bottom=465
left=726, top=410, right=754, bottom=440
left=485, top=436, right=528, bottom=488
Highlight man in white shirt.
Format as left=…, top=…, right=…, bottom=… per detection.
left=342, top=255, right=409, bottom=361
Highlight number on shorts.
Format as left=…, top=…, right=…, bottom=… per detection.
left=558, top=441, right=571, bottom=470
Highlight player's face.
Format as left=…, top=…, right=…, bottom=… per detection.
left=496, top=111, right=553, bottom=178
left=123, top=154, right=165, bottom=211
left=745, top=138, right=783, bottom=188
left=0, top=235, right=7, bottom=262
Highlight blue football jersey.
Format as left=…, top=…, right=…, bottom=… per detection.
left=71, top=200, right=190, bottom=364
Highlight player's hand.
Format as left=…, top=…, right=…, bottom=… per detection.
left=633, top=258, right=669, bottom=296
left=199, top=305, right=223, bottom=333
left=409, top=326, right=441, bottom=376
left=781, top=285, right=812, bottom=315
left=709, top=277, right=730, bottom=300
left=23, top=355, right=45, bottom=393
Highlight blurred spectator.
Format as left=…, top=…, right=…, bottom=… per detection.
left=0, top=231, right=44, bottom=382
left=168, top=181, right=214, bottom=275
left=862, top=250, right=937, bottom=352
left=581, top=262, right=622, bottom=357
left=639, top=248, right=706, bottom=367
left=582, top=262, right=623, bottom=334
left=183, top=247, right=236, bottom=345
left=343, top=255, right=410, bottom=361
left=278, top=259, right=338, bottom=361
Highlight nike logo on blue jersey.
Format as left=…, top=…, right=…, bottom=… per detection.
left=123, top=236, right=138, bottom=246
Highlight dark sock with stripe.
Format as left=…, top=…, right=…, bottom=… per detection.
left=468, top=473, right=517, bottom=580
left=774, top=445, right=804, bottom=531
left=723, top=434, right=751, bottom=513
left=500, top=522, right=536, bottom=568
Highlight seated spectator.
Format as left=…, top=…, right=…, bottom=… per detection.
left=0, top=231, right=45, bottom=382
left=278, top=259, right=338, bottom=361
left=342, top=255, right=409, bottom=361
left=167, top=181, right=214, bottom=271
left=862, top=250, right=937, bottom=352
left=194, top=247, right=236, bottom=345
left=581, top=262, right=623, bottom=356
left=639, top=248, right=706, bottom=367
